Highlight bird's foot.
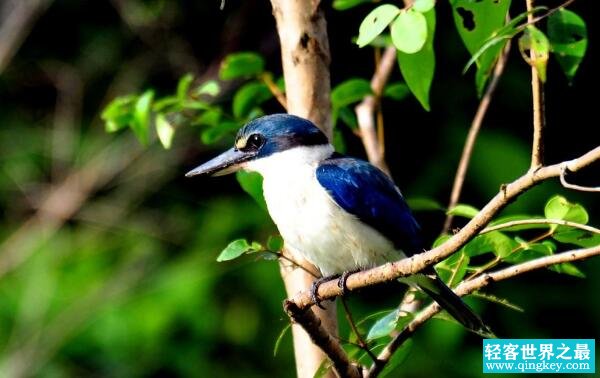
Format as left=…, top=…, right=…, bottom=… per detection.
left=310, top=274, right=339, bottom=309
left=337, top=269, right=360, bottom=296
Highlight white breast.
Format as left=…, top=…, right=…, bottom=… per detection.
left=244, top=145, right=402, bottom=276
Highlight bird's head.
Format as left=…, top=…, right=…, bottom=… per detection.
left=185, top=114, right=331, bottom=177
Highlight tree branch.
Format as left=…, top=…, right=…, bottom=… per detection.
left=288, top=146, right=600, bottom=309
left=527, top=0, right=546, bottom=169
left=480, top=218, right=600, bottom=235
left=284, top=301, right=362, bottom=378
left=560, top=164, right=600, bottom=192
left=355, top=46, right=396, bottom=175
left=443, top=41, right=511, bottom=232
left=367, top=244, right=600, bottom=377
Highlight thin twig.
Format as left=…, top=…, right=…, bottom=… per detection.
left=560, top=164, right=600, bottom=192
left=527, top=0, right=545, bottom=168
left=276, top=251, right=320, bottom=278
left=341, top=297, right=378, bottom=363
left=261, top=73, right=288, bottom=109
left=355, top=46, right=396, bottom=175
left=481, top=218, right=600, bottom=235
left=442, top=41, right=511, bottom=233
left=466, top=229, right=552, bottom=280
left=367, top=244, right=600, bottom=377
left=525, top=0, right=577, bottom=29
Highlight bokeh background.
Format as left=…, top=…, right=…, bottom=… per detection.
left=0, top=0, right=598, bottom=377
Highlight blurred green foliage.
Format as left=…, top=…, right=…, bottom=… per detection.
left=0, top=0, right=598, bottom=377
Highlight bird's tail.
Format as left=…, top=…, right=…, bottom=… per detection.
left=400, top=268, right=494, bottom=338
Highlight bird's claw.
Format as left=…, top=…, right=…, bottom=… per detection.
left=311, top=270, right=359, bottom=308
left=337, top=270, right=353, bottom=296
left=310, top=275, right=338, bottom=309
left=310, top=279, right=325, bottom=309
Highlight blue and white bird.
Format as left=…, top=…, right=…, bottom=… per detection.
left=186, top=113, right=490, bottom=336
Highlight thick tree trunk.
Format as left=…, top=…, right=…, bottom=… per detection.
left=269, top=1, right=336, bottom=377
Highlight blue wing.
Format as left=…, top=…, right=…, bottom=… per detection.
left=316, top=156, right=423, bottom=255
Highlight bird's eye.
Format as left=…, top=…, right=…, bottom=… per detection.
left=245, top=134, right=264, bottom=150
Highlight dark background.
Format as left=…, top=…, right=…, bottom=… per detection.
left=0, top=0, right=597, bottom=377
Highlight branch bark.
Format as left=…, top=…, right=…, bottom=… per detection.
left=367, top=244, right=600, bottom=377
left=289, top=146, right=600, bottom=309
left=269, top=1, right=338, bottom=377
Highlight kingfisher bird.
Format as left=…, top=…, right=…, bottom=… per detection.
left=186, top=113, right=491, bottom=336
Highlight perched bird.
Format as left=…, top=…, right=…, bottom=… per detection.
left=186, top=113, right=491, bottom=336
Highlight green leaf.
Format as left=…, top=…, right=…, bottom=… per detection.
left=152, top=96, right=179, bottom=112
left=383, top=81, right=410, bottom=101
left=101, top=95, right=136, bottom=132
left=379, top=339, right=413, bottom=378
left=365, top=34, right=394, bottom=48
left=233, top=82, right=272, bottom=118
left=333, top=128, right=347, bottom=154
left=549, top=262, right=585, bottom=278
left=406, top=197, right=444, bottom=212
left=177, top=73, right=194, bottom=100
left=219, top=52, right=265, bottom=80
left=436, top=250, right=469, bottom=287
left=519, top=26, right=550, bottom=82
left=553, top=229, right=600, bottom=248
left=182, top=100, right=211, bottom=111
left=193, top=80, right=220, bottom=97
left=256, top=251, right=279, bottom=261
left=462, top=7, right=545, bottom=81
left=155, top=114, right=175, bottom=149
left=432, top=234, right=451, bottom=248
left=391, top=8, right=427, bottom=54
left=450, top=0, right=511, bottom=95
left=200, top=121, right=239, bottom=144
left=544, top=195, right=589, bottom=229
left=366, top=309, right=413, bottom=341
left=236, top=171, right=267, bottom=210
left=267, top=235, right=284, bottom=252
left=447, top=203, right=479, bottom=219
left=356, top=4, right=401, bottom=48
left=412, top=0, right=435, bottom=13
left=333, top=0, right=371, bottom=11
left=194, top=108, right=222, bottom=128
left=331, top=78, right=372, bottom=108
left=503, top=241, right=551, bottom=264
left=336, top=106, right=358, bottom=130
left=217, top=239, right=262, bottom=262
left=273, top=323, right=291, bottom=356
left=366, top=309, right=397, bottom=340
left=131, top=90, right=154, bottom=145
left=547, top=9, right=588, bottom=82
left=397, top=9, right=435, bottom=110
left=464, top=231, right=516, bottom=258
left=313, top=360, right=332, bottom=378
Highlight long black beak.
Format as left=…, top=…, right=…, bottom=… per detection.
left=185, top=148, right=255, bottom=177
